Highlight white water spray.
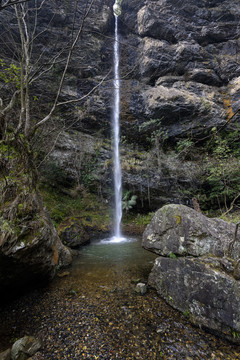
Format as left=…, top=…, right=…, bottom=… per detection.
left=112, top=14, right=123, bottom=241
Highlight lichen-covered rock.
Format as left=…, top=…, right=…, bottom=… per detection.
left=11, top=336, right=41, bottom=360
left=148, top=256, right=240, bottom=343
left=143, top=204, right=240, bottom=342
left=143, top=204, right=240, bottom=260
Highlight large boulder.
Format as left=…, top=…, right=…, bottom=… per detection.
left=148, top=256, right=240, bottom=343
left=143, top=204, right=240, bottom=259
left=143, top=204, right=240, bottom=343
left=0, top=184, right=72, bottom=298
left=58, top=218, right=91, bottom=248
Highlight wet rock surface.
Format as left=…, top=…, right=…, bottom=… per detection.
left=0, top=240, right=240, bottom=359
left=143, top=204, right=240, bottom=342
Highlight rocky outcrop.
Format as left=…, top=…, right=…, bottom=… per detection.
left=0, top=0, right=240, bottom=208
left=59, top=220, right=90, bottom=249
left=0, top=186, right=72, bottom=297
left=143, top=204, right=240, bottom=343
left=34, top=0, right=239, bottom=208
left=0, top=135, right=72, bottom=299
left=148, top=256, right=240, bottom=343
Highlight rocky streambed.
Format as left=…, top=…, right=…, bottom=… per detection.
left=0, top=237, right=240, bottom=359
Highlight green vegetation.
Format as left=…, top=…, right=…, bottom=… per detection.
left=138, top=118, right=168, bottom=147
left=122, top=191, right=137, bottom=212
left=232, top=330, right=240, bottom=339
left=176, top=126, right=240, bottom=215
left=40, top=161, right=70, bottom=188
left=200, top=127, right=240, bottom=213
left=40, top=185, right=110, bottom=231
left=0, top=59, right=21, bottom=88
left=183, top=309, right=190, bottom=318
left=175, top=138, right=194, bottom=159
left=176, top=138, right=194, bottom=153
left=133, top=212, right=155, bottom=225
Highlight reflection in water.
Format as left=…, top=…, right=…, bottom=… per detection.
left=72, top=236, right=156, bottom=284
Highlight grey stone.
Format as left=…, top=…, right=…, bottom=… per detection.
left=0, top=0, right=237, bottom=212
left=143, top=204, right=240, bottom=342
left=143, top=204, right=240, bottom=260
left=0, top=188, right=72, bottom=296
left=11, top=336, right=41, bottom=360
left=148, top=256, right=240, bottom=343
left=59, top=221, right=90, bottom=249
left=135, top=282, right=147, bottom=295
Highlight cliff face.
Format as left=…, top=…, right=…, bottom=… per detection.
left=47, top=0, right=239, bottom=210
left=121, top=0, right=240, bottom=138
left=0, top=0, right=239, bottom=210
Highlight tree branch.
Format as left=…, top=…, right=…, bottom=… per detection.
left=56, top=70, right=111, bottom=107
left=0, top=90, right=20, bottom=116
left=0, top=0, right=30, bottom=11
left=32, top=0, right=96, bottom=133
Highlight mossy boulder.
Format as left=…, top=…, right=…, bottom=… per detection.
left=0, top=185, right=72, bottom=299
left=58, top=218, right=90, bottom=248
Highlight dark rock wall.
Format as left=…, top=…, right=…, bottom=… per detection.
left=0, top=0, right=239, bottom=210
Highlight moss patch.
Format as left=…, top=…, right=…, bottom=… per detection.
left=40, top=186, right=111, bottom=234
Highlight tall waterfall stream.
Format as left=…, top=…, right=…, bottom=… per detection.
left=112, top=15, right=123, bottom=241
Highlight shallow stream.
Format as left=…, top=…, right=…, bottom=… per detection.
left=0, top=236, right=240, bottom=359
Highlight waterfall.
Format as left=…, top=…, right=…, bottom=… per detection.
left=112, top=14, right=123, bottom=240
